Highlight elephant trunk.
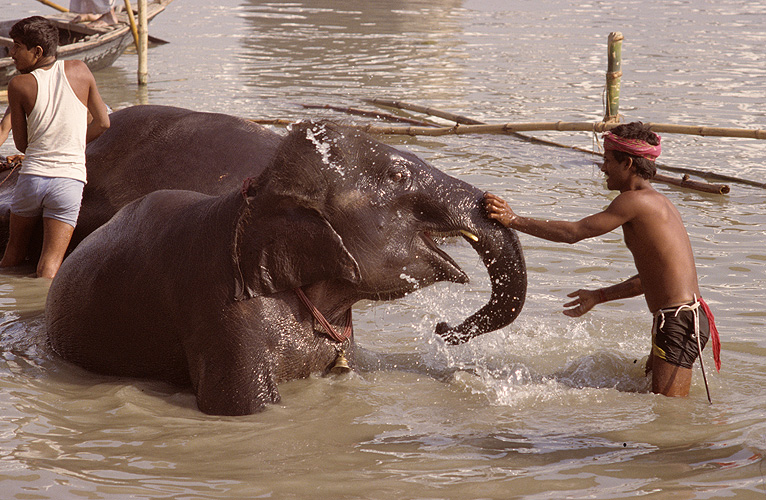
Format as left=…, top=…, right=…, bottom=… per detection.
left=436, top=188, right=527, bottom=345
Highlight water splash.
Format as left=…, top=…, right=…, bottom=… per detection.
left=305, top=124, right=345, bottom=177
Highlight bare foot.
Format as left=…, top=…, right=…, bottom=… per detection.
left=72, top=13, right=100, bottom=23
left=97, top=9, right=118, bottom=26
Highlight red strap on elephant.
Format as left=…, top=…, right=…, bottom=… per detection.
left=295, top=288, right=353, bottom=343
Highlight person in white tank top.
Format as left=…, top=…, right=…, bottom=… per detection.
left=1, top=16, right=110, bottom=279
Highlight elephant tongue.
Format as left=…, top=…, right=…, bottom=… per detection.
left=294, top=288, right=353, bottom=342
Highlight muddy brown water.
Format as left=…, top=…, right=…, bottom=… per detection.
left=1, top=0, right=765, bottom=498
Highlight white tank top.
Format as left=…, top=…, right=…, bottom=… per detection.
left=21, top=60, right=88, bottom=183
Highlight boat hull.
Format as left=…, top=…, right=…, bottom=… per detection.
left=0, top=0, right=171, bottom=87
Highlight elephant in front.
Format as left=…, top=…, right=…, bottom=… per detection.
left=45, top=112, right=527, bottom=416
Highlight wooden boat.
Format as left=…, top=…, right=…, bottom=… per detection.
left=0, top=0, right=173, bottom=87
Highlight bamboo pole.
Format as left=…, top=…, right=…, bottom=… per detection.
left=364, top=98, right=484, bottom=125
left=124, top=0, right=140, bottom=51
left=358, top=100, right=743, bottom=191
left=652, top=173, right=729, bottom=194
left=249, top=116, right=735, bottom=192
left=301, top=104, right=438, bottom=127
left=366, top=99, right=766, bottom=139
left=34, top=0, right=68, bottom=13
left=137, top=0, right=148, bottom=85
left=356, top=121, right=766, bottom=140
left=605, top=32, right=623, bottom=122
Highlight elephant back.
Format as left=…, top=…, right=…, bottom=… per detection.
left=73, top=105, right=284, bottom=248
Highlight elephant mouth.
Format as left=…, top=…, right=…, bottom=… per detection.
left=420, top=231, right=469, bottom=284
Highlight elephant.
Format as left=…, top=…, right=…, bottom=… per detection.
left=43, top=110, right=526, bottom=415
left=0, top=105, right=282, bottom=257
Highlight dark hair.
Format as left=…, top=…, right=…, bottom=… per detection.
left=9, top=16, right=59, bottom=58
left=609, top=122, right=659, bottom=179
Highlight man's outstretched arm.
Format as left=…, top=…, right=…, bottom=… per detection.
left=563, top=274, right=644, bottom=317
left=484, top=192, right=629, bottom=244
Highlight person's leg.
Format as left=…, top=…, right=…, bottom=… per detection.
left=0, top=212, right=38, bottom=268
left=37, top=217, right=75, bottom=279
left=650, top=353, right=693, bottom=397
left=38, top=177, right=84, bottom=279
left=72, top=13, right=101, bottom=23
left=102, top=8, right=118, bottom=25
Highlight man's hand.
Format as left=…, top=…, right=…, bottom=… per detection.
left=563, top=289, right=602, bottom=317
left=484, top=192, right=519, bottom=228
left=0, top=154, right=23, bottom=170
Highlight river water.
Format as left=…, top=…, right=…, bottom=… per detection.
left=1, top=0, right=765, bottom=498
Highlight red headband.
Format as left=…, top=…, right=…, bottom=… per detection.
left=603, top=131, right=661, bottom=160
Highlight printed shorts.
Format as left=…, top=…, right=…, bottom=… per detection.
left=652, top=303, right=711, bottom=369
left=11, top=174, right=85, bottom=228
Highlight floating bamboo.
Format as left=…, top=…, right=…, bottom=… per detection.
left=357, top=121, right=766, bottom=140
left=301, top=104, right=436, bottom=127
left=605, top=32, right=623, bottom=122
left=352, top=100, right=743, bottom=192
left=654, top=173, right=729, bottom=194
left=364, top=98, right=484, bottom=125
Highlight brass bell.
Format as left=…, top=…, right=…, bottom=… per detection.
left=330, top=350, right=351, bottom=374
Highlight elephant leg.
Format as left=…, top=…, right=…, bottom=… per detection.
left=188, top=344, right=281, bottom=416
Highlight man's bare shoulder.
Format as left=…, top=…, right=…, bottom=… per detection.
left=7, top=73, right=37, bottom=110
left=63, top=59, right=89, bottom=71
left=63, top=60, right=96, bottom=84
left=611, top=186, right=668, bottom=210
left=612, top=186, right=682, bottom=228
left=7, top=73, right=36, bottom=91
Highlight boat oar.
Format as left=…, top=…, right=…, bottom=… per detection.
left=123, top=0, right=169, bottom=45
left=123, top=0, right=140, bottom=50
left=34, top=0, right=69, bottom=13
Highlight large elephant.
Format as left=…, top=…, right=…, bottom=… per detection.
left=45, top=113, right=527, bottom=415
left=0, top=105, right=282, bottom=254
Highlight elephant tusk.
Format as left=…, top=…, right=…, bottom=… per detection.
left=460, top=230, right=479, bottom=242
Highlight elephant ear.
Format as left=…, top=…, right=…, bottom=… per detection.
left=232, top=200, right=362, bottom=300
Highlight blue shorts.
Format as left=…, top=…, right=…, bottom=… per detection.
left=11, top=174, right=85, bottom=228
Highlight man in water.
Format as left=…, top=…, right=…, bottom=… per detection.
left=484, top=122, right=719, bottom=397
left=1, top=16, right=110, bottom=278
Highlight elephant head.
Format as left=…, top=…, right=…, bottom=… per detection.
left=234, top=120, right=526, bottom=343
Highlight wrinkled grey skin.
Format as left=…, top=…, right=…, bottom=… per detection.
left=45, top=115, right=526, bottom=416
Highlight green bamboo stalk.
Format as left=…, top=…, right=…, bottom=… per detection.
left=605, top=32, right=623, bottom=122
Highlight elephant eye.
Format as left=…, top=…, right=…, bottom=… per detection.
left=389, top=169, right=408, bottom=183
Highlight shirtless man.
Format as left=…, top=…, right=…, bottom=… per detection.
left=1, top=16, right=110, bottom=278
left=484, top=122, right=719, bottom=397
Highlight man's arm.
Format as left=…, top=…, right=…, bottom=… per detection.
left=563, top=274, right=643, bottom=317
left=484, top=192, right=631, bottom=244
left=64, top=60, right=110, bottom=143
left=83, top=66, right=109, bottom=143
left=7, top=74, right=36, bottom=153
left=0, top=107, right=11, bottom=146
